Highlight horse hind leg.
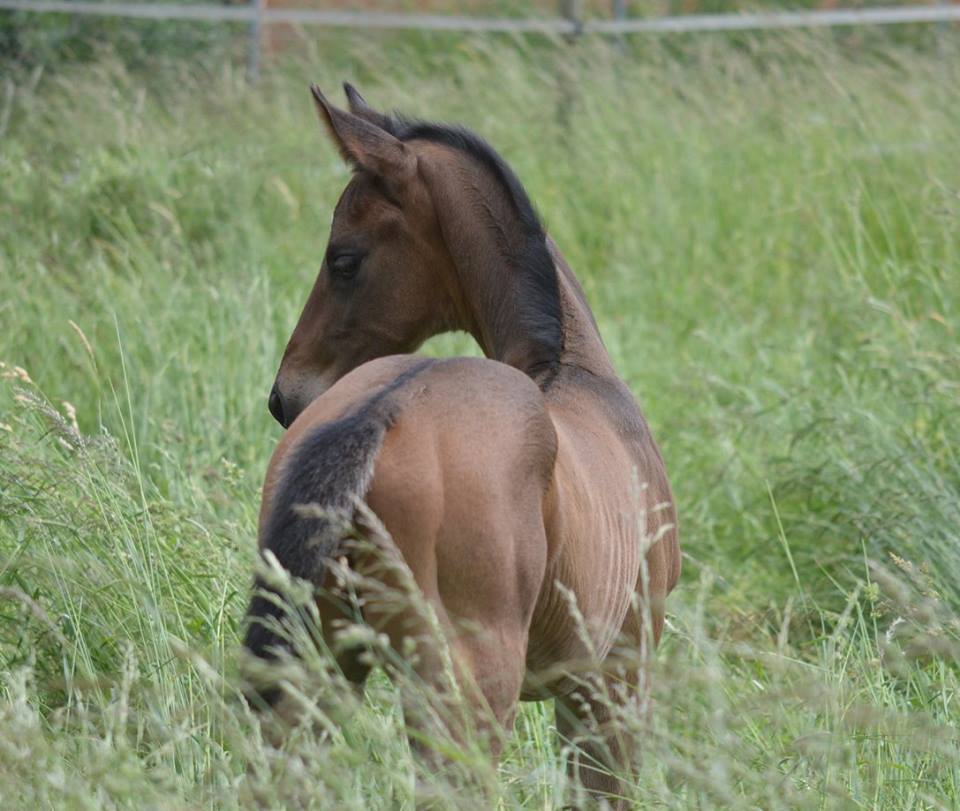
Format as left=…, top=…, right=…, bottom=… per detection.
left=372, top=590, right=530, bottom=805
left=350, top=505, right=530, bottom=803
left=352, top=549, right=535, bottom=808
left=556, top=597, right=663, bottom=810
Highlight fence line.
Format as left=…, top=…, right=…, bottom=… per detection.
left=2, top=1, right=960, bottom=35
left=589, top=5, right=960, bottom=33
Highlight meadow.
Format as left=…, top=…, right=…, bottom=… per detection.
left=0, top=29, right=958, bottom=809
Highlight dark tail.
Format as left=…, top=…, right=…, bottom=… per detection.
left=242, top=361, right=431, bottom=699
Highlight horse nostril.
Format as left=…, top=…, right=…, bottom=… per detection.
left=268, top=385, right=286, bottom=427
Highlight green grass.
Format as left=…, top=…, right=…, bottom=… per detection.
left=1, top=31, right=958, bottom=808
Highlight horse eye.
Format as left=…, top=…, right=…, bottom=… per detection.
left=329, top=252, right=361, bottom=280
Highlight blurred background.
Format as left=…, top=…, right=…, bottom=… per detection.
left=2, top=0, right=959, bottom=74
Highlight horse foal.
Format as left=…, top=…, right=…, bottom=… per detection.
left=243, top=83, right=681, bottom=808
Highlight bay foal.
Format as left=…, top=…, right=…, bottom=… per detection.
left=243, top=84, right=681, bottom=807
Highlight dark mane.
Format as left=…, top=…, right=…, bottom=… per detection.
left=382, top=114, right=564, bottom=386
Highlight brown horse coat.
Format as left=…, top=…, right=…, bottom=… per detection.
left=243, top=84, right=680, bottom=807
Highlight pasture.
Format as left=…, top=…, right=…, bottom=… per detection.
left=1, top=30, right=959, bottom=808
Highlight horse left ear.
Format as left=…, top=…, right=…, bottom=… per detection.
left=310, top=84, right=414, bottom=181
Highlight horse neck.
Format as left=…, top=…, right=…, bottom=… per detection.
left=547, top=238, right=619, bottom=384
left=421, top=147, right=617, bottom=387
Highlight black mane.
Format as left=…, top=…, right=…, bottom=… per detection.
left=383, top=115, right=564, bottom=386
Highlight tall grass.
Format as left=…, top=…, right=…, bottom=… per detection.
left=1, top=30, right=958, bottom=808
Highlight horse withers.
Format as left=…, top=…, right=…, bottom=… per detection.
left=242, top=83, right=681, bottom=807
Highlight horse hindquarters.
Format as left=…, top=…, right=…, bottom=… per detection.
left=244, top=356, right=557, bottom=786
left=360, top=359, right=557, bottom=769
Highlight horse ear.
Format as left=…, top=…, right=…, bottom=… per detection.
left=310, top=84, right=413, bottom=179
left=342, top=82, right=395, bottom=132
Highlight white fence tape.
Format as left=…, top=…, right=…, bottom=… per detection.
left=1, top=1, right=959, bottom=35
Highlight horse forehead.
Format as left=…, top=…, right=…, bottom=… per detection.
left=333, top=174, right=385, bottom=222
left=330, top=183, right=408, bottom=248
left=332, top=178, right=363, bottom=219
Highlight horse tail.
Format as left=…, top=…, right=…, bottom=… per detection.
left=242, top=361, right=431, bottom=677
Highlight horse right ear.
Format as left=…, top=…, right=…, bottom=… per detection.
left=310, top=84, right=414, bottom=181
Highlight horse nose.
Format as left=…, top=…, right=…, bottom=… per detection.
left=268, top=384, right=286, bottom=427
